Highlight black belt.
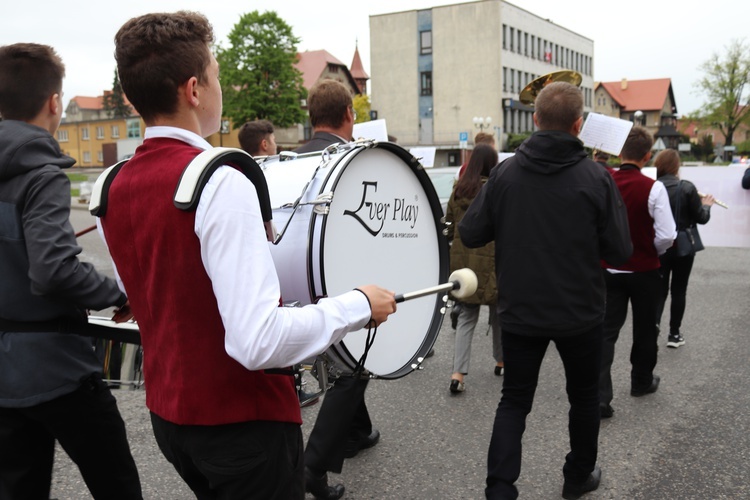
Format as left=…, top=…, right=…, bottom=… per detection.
left=0, top=318, right=141, bottom=345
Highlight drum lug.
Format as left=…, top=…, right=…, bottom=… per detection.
left=312, top=193, right=333, bottom=214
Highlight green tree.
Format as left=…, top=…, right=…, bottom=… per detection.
left=102, top=69, right=132, bottom=118
left=352, top=94, right=371, bottom=124
left=695, top=39, right=750, bottom=146
left=692, top=134, right=715, bottom=162
left=506, top=132, right=532, bottom=151
left=216, top=11, right=307, bottom=129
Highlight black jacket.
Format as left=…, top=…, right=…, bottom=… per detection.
left=0, top=120, right=126, bottom=407
left=294, top=131, right=347, bottom=154
left=459, top=131, right=632, bottom=336
left=658, top=174, right=710, bottom=230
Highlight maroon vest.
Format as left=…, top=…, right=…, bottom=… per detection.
left=101, top=137, right=300, bottom=425
left=607, top=165, right=660, bottom=272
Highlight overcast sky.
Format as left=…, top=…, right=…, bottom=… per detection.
left=1, top=0, right=745, bottom=117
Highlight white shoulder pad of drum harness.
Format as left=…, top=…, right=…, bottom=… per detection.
left=89, top=147, right=272, bottom=222
left=89, top=160, right=128, bottom=217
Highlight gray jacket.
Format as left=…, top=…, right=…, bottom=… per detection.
left=0, top=120, right=126, bottom=407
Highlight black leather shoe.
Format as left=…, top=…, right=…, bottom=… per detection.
left=631, top=375, right=660, bottom=397
left=562, top=464, right=601, bottom=499
left=599, top=403, right=614, bottom=419
left=344, top=428, right=380, bottom=458
left=305, top=467, right=345, bottom=500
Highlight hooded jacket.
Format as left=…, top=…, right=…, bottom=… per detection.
left=0, top=120, right=126, bottom=408
left=459, top=131, right=632, bottom=336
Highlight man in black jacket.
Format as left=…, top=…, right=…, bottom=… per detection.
left=294, top=79, right=378, bottom=500
left=0, top=43, right=141, bottom=499
left=460, top=82, right=632, bottom=500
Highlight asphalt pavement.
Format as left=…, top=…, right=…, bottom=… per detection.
left=52, top=207, right=750, bottom=499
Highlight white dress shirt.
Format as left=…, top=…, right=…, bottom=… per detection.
left=106, top=126, right=372, bottom=370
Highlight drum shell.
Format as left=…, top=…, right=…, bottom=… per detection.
left=261, top=143, right=449, bottom=379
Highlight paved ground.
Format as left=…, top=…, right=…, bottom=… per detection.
left=50, top=208, right=750, bottom=499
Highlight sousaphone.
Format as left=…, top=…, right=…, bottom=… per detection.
left=519, top=70, right=583, bottom=105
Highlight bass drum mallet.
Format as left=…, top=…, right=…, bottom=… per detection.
left=394, top=268, right=477, bottom=303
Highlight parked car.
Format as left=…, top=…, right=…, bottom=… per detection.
left=425, top=166, right=459, bottom=214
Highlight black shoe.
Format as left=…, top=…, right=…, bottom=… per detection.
left=631, top=375, right=660, bottom=397
left=494, top=365, right=504, bottom=376
left=299, top=389, right=320, bottom=408
left=562, top=464, right=601, bottom=499
left=305, top=467, right=345, bottom=500
left=344, top=428, right=380, bottom=458
left=450, top=309, right=459, bottom=329
left=599, top=403, right=614, bottom=419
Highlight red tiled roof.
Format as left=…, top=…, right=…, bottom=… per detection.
left=295, top=50, right=346, bottom=90
left=350, top=46, right=369, bottom=80
left=598, top=78, right=672, bottom=112
left=71, top=95, right=104, bottom=110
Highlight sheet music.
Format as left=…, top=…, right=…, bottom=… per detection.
left=579, top=113, right=634, bottom=156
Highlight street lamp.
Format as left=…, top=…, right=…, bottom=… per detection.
left=634, top=110, right=644, bottom=126
left=473, top=116, right=492, bottom=131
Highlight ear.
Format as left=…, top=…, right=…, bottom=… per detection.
left=48, top=93, right=61, bottom=116
left=643, top=151, right=652, bottom=163
left=532, top=112, right=539, bottom=127
left=183, top=76, right=200, bottom=107
left=571, top=116, right=584, bottom=136
left=260, top=138, right=268, bottom=152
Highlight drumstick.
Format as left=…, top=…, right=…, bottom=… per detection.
left=75, top=224, right=97, bottom=237
left=395, top=268, right=477, bottom=303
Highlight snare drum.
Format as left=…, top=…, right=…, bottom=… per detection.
left=260, top=141, right=448, bottom=379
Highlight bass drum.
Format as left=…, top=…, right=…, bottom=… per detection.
left=260, top=142, right=448, bottom=379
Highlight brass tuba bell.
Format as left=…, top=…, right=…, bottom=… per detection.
left=519, top=70, right=583, bottom=106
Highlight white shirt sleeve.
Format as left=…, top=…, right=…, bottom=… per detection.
left=648, top=181, right=677, bottom=255
left=195, top=166, right=372, bottom=371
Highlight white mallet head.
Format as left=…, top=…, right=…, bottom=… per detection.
left=449, top=268, right=478, bottom=300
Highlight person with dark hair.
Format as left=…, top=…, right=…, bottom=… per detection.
left=103, top=12, right=396, bottom=499
left=742, top=166, right=750, bottom=189
left=654, top=148, right=714, bottom=348
left=594, top=150, right=615, bottom=174
left=457, top=132, right=496, bottom=179
left=446, top=144, right=503, bottom=393
left=599, top=126, right=676, bottom=420
left=296, top=79, right=355, bottom=154
left=0, top=43, right=142, bottom=499
left=293, top=78, right=378, bottom=500
left=238, top=119, right=277, bottom=156
left=460, top=81, right=632, bottom=499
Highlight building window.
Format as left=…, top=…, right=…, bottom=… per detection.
left=57, top=130, right=69, bottom=142
left=530, top=35, right=536, bottom=59
left=83, top=151, right=91, bottom=163
left=96, top=126, right=104, bottom=139
left=127, top=120, right=141, bottom=139
left=81, top=127, right=89, bottom=140
left=420, top=71, right=432, bottom=96
left=510, top=69, right=515, bottom=93
left=502, top=25, right=507, bottom=49
left=524, top=33, right=529, bottom=56
left=97, top=151, right=104, bottom=162
left=111, top=125, right=120, bottom=138
left=509, top=27, right=514, bottom=52
left=327, top=64, right=339, bottom=73
left=503, top=67, right=507, bottom=92
left=517, top=30, right=521, bottom=54
left=420, top=30, right=432, bottom=55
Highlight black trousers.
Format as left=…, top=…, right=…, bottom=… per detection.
left=485, top=325, right=602, bottom=499
left=600, top=269, right=661, bottom=405
left=305, top=376, right=371, bottom=474
left=0, top=374, right=142, bottom=500
left=150, top=413, right=304, bottom=500
left=657, top=249, right=696, bottom=336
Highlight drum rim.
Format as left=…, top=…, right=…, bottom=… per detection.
left=311, top=142, right=450, bottom=379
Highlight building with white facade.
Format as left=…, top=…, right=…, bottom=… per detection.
left=370, top=0, right=594, bottom=165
